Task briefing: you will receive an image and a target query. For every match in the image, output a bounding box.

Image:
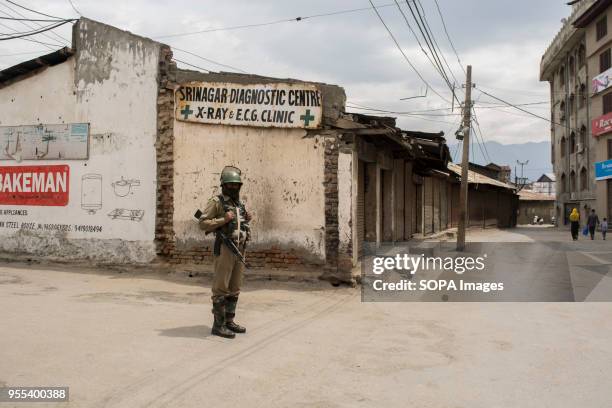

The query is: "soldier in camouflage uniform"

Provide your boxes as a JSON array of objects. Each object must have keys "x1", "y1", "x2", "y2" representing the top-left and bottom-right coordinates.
[{"x1": 199, "y1": 166, "x2": 251, "y2": 339}]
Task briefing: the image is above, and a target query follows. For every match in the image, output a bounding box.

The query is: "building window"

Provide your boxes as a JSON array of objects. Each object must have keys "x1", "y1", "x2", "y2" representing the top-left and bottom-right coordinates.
[
  {"x1": 569, "y1": 56, "x2": 575, "y2": 77},
  {"x1": 579, "y1": 83, "x2": 586, "y2": 108},
  {"x1": 561, "y1": 136, "x2": 566, "y2": 157},
  {"x1": 569, "y1": 95, "x2": 575, "y2": 116},
  {"x1": 600, "y1": 48, "x2": 611, "y2": 73},
  {"x1": 560, "y1": 101, "x2": 566, "y2": 121},
  {"x1": 578, "y1": 44, "x2": 586, "y2": 67},
  {"x1": 560, "y1": 173, "x2": 566, "y2": 193},
  {"x1": 570, "y1": 170, "x2": 576, "y2": 192},
  {"x1": 604, "y1": 92, "x2": 612, "y2": 114},
  {"x1": 570, "y1": 132, "x2": 576, "y2": 154},
  {"x1": 580, "y1": 125, "x2": 587, "y2": 147},
  {"x1": 580, "y1": 167, "x2": 588, "y2": 191},
  {"x1": 597, "y1": 16, "x2": 608, "y2": 41},
  {"x1": 560, "y1": 66, "x2": 565, "y2": 87}
]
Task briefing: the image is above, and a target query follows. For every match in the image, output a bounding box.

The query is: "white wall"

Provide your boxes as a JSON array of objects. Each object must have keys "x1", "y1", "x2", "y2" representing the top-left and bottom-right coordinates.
[
  {"x1": 173, "y1": 121, "x2": 327, "y2": 262},
  {"x1": 0, "y1": 20, "x2": 160, "y2": 263}
]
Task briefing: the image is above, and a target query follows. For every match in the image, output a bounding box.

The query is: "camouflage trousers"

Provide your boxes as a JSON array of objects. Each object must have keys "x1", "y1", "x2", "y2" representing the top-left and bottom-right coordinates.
[{"x1": 211, "y1": 242, "x2": 244, "y2": 301}]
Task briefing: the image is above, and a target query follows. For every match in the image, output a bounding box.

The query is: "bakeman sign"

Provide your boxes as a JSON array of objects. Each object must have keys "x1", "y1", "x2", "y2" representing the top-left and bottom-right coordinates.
[{"x1": 175, "y1": 82, "x2": 323, "y2": 129}]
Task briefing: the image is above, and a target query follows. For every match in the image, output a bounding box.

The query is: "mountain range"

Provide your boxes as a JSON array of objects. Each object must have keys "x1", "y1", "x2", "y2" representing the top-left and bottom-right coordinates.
[{"x1": 447, "y1": 140, "x2": 552, "y2": 182}]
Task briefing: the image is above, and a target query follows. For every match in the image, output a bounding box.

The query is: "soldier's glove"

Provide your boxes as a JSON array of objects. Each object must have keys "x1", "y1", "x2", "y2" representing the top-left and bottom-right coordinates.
[{"x1": 224, "y1": 211, "x2": 235, "y2": 223}]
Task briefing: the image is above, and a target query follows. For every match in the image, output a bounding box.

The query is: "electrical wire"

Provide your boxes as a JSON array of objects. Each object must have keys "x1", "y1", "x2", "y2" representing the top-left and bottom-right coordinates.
[
  {"x1": 170, "y1": 46, "x2": 247, "y2": 74},
  {"x1": 67, "y1": 0, "x2": 82, "y2": 17},
  {"x1": 174, "y1": 57, "x2": 212, "y2": 72},
  {"x1": 367, "y1": 0, "x2": 451, "y2": 104},
  {"x1": 5, "y1": 0, "x2": 65, "y2": 20},
  {"x1": 0, "y1": 3, "x2": 71, "y2": 46},
  {"x1": 401, "y1": 0, "x2": 455, "y2": 99},
  {"x1": 0, "y1": 16, "x2": 67, "y2": 22},
  {"x1": 392, "y1": 0, "x2": 458, "y2": 102},
  {"x1": 0, "y1": 20, "x2": 72, "y2": 40},
  {"x1": 432, "y1": 0, "x2": 466, "y2": 75},
  {"x1": 413, "y1": 0, "x2": 460, "y2": 89},
  {"x1": 346, "y1": 102, "x2": 461, "y2": 116},
  {"x1": 475, "y1": 86, "x2": 578, "y2": 131},
  {"x1": 0, "y1": 20, "x2": 61, "y2": 48},
  {"x1": 153, "y1": 2, "x2": 398, "y2": 39}
]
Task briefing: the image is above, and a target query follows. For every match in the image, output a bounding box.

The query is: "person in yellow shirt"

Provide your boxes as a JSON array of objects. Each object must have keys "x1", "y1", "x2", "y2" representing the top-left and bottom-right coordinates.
[{"x1": 569, "y1": 208, "x2": 580, "y2": 241}]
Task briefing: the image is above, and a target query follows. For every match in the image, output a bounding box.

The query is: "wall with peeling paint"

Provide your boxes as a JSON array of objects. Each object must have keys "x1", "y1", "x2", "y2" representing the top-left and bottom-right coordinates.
[
  {"x1": 337, "y1": 148, "x2": 355, "y2": 267},
  {"x1": 0, "y1": 19, "x2": 160, "y2": 263},
  {"x1": 173, "y1": 122, "x2": 327, "y2": 263}
]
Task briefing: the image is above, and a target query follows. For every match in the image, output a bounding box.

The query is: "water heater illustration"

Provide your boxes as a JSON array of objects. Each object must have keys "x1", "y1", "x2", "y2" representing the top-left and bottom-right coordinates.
[{"x1": 81, "y1": 174, "x2": 102, "y2": 214}]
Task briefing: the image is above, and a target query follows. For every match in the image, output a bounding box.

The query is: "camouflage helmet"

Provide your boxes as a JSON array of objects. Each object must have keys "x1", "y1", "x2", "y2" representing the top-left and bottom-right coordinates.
[{"x1": 220, "y1": 166, "x2": 242, "y2": 185}]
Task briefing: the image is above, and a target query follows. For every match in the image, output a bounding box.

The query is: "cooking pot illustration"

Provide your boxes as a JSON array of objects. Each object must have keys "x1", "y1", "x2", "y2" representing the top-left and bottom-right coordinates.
[{"x1": 112, "y1": 177, "x2": 140, "y2": 197}]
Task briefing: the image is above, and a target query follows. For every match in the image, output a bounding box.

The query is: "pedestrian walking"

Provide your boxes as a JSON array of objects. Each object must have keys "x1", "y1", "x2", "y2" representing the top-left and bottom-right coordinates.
[
  {"x1": 602, "y1": 218, "x2": 608, "y2": 240},
  {"x1": 587, "y1": 209, "x2": 600, "y2": 240},
  {"x1": 569, "y1": 208, "x2": 580, "y2": 241},
  {"x1": 198, "y1": 166, "x2": 251, "y2": 339}
]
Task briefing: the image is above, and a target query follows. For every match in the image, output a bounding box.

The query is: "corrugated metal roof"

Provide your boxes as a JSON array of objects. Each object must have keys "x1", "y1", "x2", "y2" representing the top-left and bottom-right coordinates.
[
  {"x1": 447, "y1": 162, "x2": 516, "y2": 190},
  {"x1": 518, "y1": 190, "x2": 556, "y2": 201}
]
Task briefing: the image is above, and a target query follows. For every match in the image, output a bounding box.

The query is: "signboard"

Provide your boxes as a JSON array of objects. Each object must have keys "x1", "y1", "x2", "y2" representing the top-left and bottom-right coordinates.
[
  {"x1": 592, "y1": 111, "x2": 612, "y2": 136},
  {"x1": 0, "y1": 165, "x2": 69, "y2": 206},
  {"x1": 592, "y1": 67, "x2": 612, "y2": 95},
  {"x1": 175, "y1": 82, "x2": 323, "y2": 129},
  {"x1": 0, "y1": 123, "x2": 89, "y2": 161},
  {"x1": 595, "y1": 159, "x2": 612, "y2": 181}
]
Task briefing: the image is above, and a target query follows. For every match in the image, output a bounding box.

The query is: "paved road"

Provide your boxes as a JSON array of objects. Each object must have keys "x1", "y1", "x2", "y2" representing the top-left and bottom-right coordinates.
[{"x1": 1, "y1": 227, "x2": 612, "y2": 407}]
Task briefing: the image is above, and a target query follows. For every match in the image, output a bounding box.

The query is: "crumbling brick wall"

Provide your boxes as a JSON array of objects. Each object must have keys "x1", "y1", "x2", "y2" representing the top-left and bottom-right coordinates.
[{"x1": 155, "y1": 45, "x2": 177, "y2": 258}]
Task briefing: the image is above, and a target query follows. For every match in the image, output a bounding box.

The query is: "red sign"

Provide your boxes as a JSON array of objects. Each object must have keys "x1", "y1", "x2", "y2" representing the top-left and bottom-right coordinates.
[
  {"x1": 0, "y1": 165, "x2": 69, "y2": 206},
  {"x1": 592, "y1": 112, "x2": 612, "y2": 136}
]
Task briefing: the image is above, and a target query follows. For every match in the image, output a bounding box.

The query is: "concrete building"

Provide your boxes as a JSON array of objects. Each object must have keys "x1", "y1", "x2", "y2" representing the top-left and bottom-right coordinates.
[
  {"x1": 0, "y1": 18, "x2": 520, "y2": 283},
  {"x1": 574, "y1": 0, "x2": 612, "y2": 222},
  {"x1": 541, "y1": 0, "x2": 597, "y2": 225},
  {"x1": 531, "y1": 173, "x2": 557, "y2": 195},
  {"x1": 469, "y1": 162, "x2": 512, "y2": 184},
  {"x1": 517, "y1": 190, "x2": 556, "y2": 225}
]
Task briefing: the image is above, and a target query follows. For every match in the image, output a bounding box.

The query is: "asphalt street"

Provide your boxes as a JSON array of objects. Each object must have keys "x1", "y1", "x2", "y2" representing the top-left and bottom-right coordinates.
[{"x1": 1, "y1": 227, "x2": 612, "y2": 407}]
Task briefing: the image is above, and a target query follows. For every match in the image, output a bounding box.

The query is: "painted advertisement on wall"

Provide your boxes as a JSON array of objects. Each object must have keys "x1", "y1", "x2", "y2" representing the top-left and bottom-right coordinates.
[
  {"x1": 0, "y1": 123, "x2": 89, "y2": 160},
  {"x1": 0, "y1": 165, "x2": 69, "y2": 206},
  {"x1": 175, "y1": 82, "x2": 323, "y2": 129},
  {"x1": 592, "y1": 112, "x2": 612, "y2": 136}
]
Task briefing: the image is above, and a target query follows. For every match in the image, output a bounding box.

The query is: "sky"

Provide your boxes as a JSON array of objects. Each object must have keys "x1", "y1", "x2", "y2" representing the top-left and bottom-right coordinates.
[{"x1": 0, "y1": 0, "x2": 572, "y2": 146}]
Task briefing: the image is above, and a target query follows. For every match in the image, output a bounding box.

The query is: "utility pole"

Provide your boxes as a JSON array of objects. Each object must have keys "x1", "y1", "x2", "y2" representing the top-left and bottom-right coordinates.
[
  {"x1": 516, "y1": 159, "x2": 529, "y2": 191},
  {"x1": 457, "y1": 65, "x2": 472, "y2": 251}
]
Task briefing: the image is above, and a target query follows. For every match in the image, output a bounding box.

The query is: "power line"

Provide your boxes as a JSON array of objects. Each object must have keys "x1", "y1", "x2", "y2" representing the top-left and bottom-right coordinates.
[
  {"x1": 0, "y1": 20, "x2": 61, "y2": 48},
  {"x1": 432, "y1": 0, "x2": 466, "y2": 75},
  {"x1": 367, "y1": 0, "x2": 451, "y2": 104},
  {"x1": 170, "y1": 46, "x2": 247, "y2": 74},
  {"x1": 475, "y1": 87, "x2": 565, "y2": 127},
  {"x1": 0, "y1": 49, "x2": 48, "y2": 56},
  {"x1": 0, "y1": 20, "x2": 71, "y2": 40},
  {"x1": 0, "y1": 2, "x2": 71, "y2": 45},
  {"x1": 5, "y1": 0, "x2": 65, "y2": 20},
  {"x1": 346, "y1": 102, "x2": 460, "y2": 116},
  {"x1": 401, "y1": 0, "x2": 455, "y2": 98},
  {"x1": 392, "y1": 0, "x2": 456, "y2": 101},
  {"x1": 153, "y1": 2, "x2": 398, "y2": 39},
  {"x1": 0, "y1": 16, "x2": 67, "y2": 22},
  {"x1": 412, "y1": 0, "x2": 460, "y2": 89},
  {"x1": 67, "y1": 0, "x2": 82, "y2": 17},
  {"x1": 174, "y1": 57, "x2": 212, "y2": 73}
]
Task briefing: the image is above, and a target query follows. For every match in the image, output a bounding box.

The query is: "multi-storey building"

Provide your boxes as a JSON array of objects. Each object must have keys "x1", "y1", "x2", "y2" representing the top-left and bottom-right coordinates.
[
  {"x1": 541, "y1": 0, "x2": 597, "y2": 224},
  {"x1": 574, "y1": 0, "x2": 612, "y2": 221}
]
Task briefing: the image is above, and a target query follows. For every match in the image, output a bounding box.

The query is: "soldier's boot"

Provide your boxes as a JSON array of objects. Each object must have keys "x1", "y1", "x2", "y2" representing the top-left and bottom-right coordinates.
[
  {"x1": 211, "y1": 298, "x2": 235, "y2": 339},
  {"x1": 225, "y1": 295, "x2": 246, "y2": 333}
]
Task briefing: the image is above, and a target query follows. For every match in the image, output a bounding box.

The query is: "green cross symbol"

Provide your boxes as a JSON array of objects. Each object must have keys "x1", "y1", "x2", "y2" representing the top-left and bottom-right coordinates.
[
  {"x1": 300, "y1": 109, "x2": 315, "y2": 126},
  {"x1": 180, "y1": 105, "x2": 193, "y2": 120}
]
